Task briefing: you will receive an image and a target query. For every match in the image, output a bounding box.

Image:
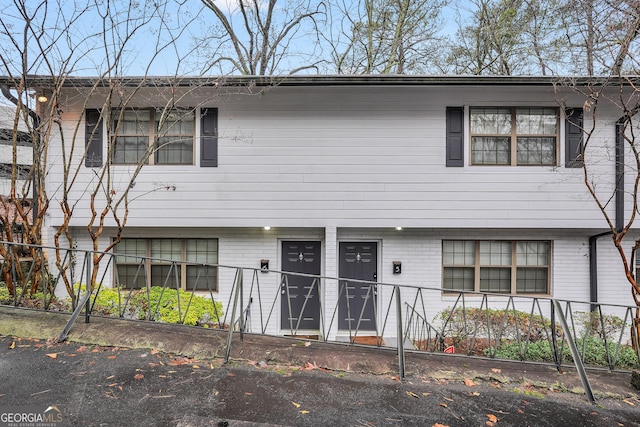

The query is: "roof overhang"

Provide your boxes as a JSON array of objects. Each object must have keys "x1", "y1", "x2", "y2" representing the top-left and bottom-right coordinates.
[{"x1": 1, "y1": 74, "x2": 638, "y2": 90}]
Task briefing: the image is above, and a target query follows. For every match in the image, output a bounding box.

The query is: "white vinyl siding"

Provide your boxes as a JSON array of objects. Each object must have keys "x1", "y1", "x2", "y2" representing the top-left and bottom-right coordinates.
[{"x1": 48, "y1": 85, "x2": 616, "y2": 229}]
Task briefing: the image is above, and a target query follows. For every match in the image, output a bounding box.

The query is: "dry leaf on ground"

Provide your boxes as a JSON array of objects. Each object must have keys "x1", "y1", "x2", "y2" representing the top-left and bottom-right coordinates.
[
  {"x1": 46, "y1": 353, "x2": 57, "y2": 359},
  {"x1": 463, "y1": 378, "x2": 476, "y2": 387},
  {"x1": 134, "y1": 374, "x2": 144, "y2": 380},
  {"x1": 169, "y1": 357, "x2": 191, "y2": 366}
]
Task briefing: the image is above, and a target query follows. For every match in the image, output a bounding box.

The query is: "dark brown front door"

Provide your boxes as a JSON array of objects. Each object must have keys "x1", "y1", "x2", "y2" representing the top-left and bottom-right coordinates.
[
  {"x1": 281, "y1": 241, "x2": 321, "y2": 331},
  {"x1": 338, "y1": 242, "x2": 377, "y2": 331}
]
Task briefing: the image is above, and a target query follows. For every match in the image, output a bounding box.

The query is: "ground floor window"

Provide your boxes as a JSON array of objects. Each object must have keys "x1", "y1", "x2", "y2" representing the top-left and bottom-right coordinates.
[
  {"x1": 114, "y1": 238, "x2": 218, "y2": 291},
  {"x1": 442, "y1": 240, "x2": 550, "y2": 294}
]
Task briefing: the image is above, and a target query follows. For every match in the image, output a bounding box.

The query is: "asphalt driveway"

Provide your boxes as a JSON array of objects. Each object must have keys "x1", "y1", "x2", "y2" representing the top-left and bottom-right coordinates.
[{"x1": 0, "y1": 307, "x2": 639, "y2": 426}]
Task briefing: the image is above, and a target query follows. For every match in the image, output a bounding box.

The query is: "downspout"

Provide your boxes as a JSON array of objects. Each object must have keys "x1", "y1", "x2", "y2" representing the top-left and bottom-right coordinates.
[
  {"x1": 615, "y1": 116, "x2": 626, "y2": 234},
  {"x1": 589, "y1": 116, "x2": 626, "y2": 310},
  {"x1": 0, "y1": 84, "x2": 40, "y2": 232}
]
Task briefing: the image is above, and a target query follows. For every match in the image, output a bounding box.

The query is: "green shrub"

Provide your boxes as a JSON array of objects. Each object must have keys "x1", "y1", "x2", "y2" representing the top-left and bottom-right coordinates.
[
  {"x1": 137, "y1": 286, "x2": 223, "y2": 326},
  {"x1": 488, "y1": 339, "x2": 566, "y2": 363},
  {"x1": 434, "y1": 307, "x2": 639, "y2": 370},
  {"x1": 0, "y1": 280, "x2": 57, "y2": 308},
  {"x1": 487, "y1": 335, "x2": 638, "y2": 370},
  {"x1": 0, "y1": 284, "x2": 11, "y2": 304},
  {"x1": 73, "y1": 284, "x2": 224, "y2": 326}
]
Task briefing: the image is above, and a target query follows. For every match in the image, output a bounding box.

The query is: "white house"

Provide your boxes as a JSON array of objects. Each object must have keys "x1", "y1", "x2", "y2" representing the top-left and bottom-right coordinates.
[{"x1": 2, "y1": 75, "x2": 637, "y2": 340}]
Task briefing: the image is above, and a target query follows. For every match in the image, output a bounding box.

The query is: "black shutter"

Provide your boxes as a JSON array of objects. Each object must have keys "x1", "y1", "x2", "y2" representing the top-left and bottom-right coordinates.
[
  {"x1": 85, "y1": 109, "x2": 103, "y2": 167},
  {"x1": 565, "y1": 108, "x2": 584, "y2": 168},
  {"x1": 201, "y1": 108, "x2": 218, "y2": 167},
  {"x1": 446, "y1": 107, "x2": 464, "y2": 167}
]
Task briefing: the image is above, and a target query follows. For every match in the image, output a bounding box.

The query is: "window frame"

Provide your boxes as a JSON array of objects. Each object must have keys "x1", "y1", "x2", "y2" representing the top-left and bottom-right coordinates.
[
  {"x1": 110, "y1": 108, "x2": 195, "y2": 166},
  {"x1": 469, "y1": 107, "x2": 560, "y2": 166},
  {"x1": 442, "y1": 240, "x2": 552, "y2": 295},
  {"x1": 114, "y1": 238, "x2": 219, "y2": 292}
]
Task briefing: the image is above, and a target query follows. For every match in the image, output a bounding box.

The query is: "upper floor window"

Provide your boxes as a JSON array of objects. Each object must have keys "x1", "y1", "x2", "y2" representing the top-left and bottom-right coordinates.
[
  {"x1": 442, "y1": 240, "x2": 551, "y2": 295},
  {"x1": 470, "y1": 107, "x2": 558, "y2": 166},
  {"x1": 111, "y1": 108, "x2": 194, "y2": 165}
]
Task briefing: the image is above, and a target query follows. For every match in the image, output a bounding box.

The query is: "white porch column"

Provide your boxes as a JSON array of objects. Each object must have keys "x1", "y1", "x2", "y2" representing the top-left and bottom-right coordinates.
[{"x1": 323, "y1": 225, "x2": 338, "y2": 340}]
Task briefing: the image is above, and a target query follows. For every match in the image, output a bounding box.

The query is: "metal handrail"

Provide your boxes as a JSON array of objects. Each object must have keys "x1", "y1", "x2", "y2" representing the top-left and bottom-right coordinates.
[{"x1": 1, "y1": 240, "x2": 638, "y2": 402}]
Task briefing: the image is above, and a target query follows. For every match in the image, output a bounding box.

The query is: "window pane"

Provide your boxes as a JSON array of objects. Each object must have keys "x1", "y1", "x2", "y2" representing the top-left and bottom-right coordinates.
[
  {"x1": 443, "y1": 240, "x2": 475, "y2": 265},
  {"x1": 151, "y1": 239, "x2": 182, "y2": 262},
  {"x1": 516, "y1": 241, "x2": 549, "y2": 266},
  {"x1": 112, "y1": 136, "x2": 148, "y2": 164},
  {"x1": 117, "y1": 110, "x2": 150, "y2": 135},
  {"x1": 479, "y1": 267, "x2": 511, "y2": 292},
  {"x1": 517, "y1": 137, "x2": 556, "y2": 165},
  {"x1": 112, "y1": 110, "x2": 150, "y2": 165},
  {"x1": 114, "y1": 239, "x2": 147, "y2": 289},
  {"x1": 115, "y1": 265, "x2": 147, "y2": 289},
  {"x1": 186, "y1": 239, "x2": 218, "y2": 263},
  {"x1": 187, "y1": 265, "x2": 218, "y2": 291},
  {"x1": 156, "y1": 136, "x2": 193, "y2": 164},
  {"x1": 479, "y1": 241, "x2": 511, "y2": 265},
  {"x1": 516, "y1": 108, "x2": 557, "y2": 135},
  {"x1": 156, "y1": 109, "x2": 194, "y2": 165},
  {"x1": 186, "y1": 239, "x2": 218, "y2": 291},
  {"x1": 516, "y1": 267, "x2": 548, "y2": 293},
  {"x1": 443, "y1": 267, "x2": 474, "y2": 291},
  {"x1": 471, "y1": 137, "x2": 510, "y2": 165},
  {"x1": 151, "y1": 264, "x2": 181, "y2": 287},
  {"x1": 115, "y1": 239, "x2": 146, "y2": 262},
  {"x1": 470, "y1": 108, "x2": 511, "y2": 134}
]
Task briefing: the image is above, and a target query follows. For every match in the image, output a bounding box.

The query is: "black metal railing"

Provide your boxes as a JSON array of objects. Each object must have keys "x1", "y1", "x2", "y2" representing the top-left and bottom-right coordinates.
[{"x1": 1, "y1": 240, "x2": 638, "y2": 403}]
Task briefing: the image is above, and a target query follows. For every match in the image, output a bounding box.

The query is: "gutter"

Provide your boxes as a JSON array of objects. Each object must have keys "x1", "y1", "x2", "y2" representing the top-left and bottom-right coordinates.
[
  {"x1": 589, "y1": 231, "x2": 612, "y2": 309},
  {"x1": 2, "y1": 74, "x2": 639, "y2": 89},
  {"x1": 615, "y1": 117, "x2": 626, "y2": 233}
]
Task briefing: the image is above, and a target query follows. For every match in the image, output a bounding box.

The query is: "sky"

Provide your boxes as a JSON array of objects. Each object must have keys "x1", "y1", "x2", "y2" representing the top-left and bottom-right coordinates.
[{"x1": 0, "y1": 0, "x2": 471, "y2": 78}]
